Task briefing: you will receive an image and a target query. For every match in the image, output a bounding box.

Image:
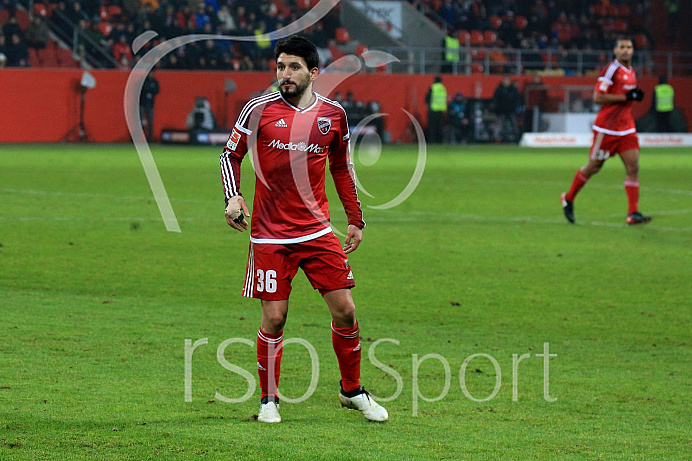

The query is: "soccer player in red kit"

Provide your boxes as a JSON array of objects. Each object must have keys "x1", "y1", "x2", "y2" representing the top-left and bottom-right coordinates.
[
  {"x1": 220, "y1": 35, "x2": 388, "y2": 423},
  {"x1": 561, "y1": 37, "x2": 651, "y2": 225}
]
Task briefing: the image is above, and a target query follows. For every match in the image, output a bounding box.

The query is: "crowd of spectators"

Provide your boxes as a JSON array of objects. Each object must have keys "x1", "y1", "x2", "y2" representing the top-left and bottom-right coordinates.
[
  {"x1": 413, "y1": 0, "x2": 653, "y2": 75},
  {"x1": 0, "y1": 9, "x2": 53, "y2": 67},
  {"x1": 1, "y1": 0, "x2": 655, "y2": 71},
  {"x1": 0, "y1": 0, "x2": 343, "y2": 70},
  {"x1": 413, "y1": 0, "x2": 651, "y2": 47}
]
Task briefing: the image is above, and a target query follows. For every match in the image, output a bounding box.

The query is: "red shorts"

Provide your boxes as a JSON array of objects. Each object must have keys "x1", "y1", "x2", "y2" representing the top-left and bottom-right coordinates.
[
  {"x1": 243, "y1": 233, "x2": 355, "y2": 300},
  {"x1": 589, "y1": 131, "x2": 639, "y2": 160}
]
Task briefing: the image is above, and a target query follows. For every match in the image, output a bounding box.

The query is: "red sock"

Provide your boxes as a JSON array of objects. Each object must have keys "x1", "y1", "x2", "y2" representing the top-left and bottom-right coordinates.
[
  {"x1": 566, "y1": 169, "x2": 589, "y2": 202},
  {"x1": 257, "y1": 328, "x2": 283, "y2": 399},
  {"x1": 332, "y1": 321, "x2": 361, "y2": 393},
  {"x1": 625, "y1": 179, "x2": 640, "y2": 215}
]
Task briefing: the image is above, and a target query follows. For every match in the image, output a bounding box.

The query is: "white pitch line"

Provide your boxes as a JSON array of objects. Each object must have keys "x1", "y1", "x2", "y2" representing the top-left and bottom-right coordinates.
[
  {"x1": 605, "y1": 209, "x2": 692, "y2": 217},
  {"x1": 0, "y1": 216, "x2": 203, "y2": 223},
  {"x1": 1, "y1": 188, "x2": 218, "y2": 204},
  {"x1": 466, "y1": 179, "x2": 692, "y2": 196},
  {"x1": 2, "y1": 213, "x2": 691, "y2": 232},
  {"x1": 369, "y1": 211, "x2": 692, "y2": 232}
]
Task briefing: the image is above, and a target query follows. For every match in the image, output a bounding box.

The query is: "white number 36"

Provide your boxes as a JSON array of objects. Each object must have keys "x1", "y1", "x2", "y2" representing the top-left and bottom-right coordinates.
[{"x1": 256, "y1": 269, "x2": 277, "y2": 293}]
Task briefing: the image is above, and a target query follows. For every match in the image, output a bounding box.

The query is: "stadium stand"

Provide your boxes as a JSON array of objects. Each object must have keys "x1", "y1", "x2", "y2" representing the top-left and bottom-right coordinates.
[
  {"x1": 0, "y1": 0, "x2": 660, "y2": 73},
  {"x1": 408, "y1": 0, "x2": 655, "y2": 70}
]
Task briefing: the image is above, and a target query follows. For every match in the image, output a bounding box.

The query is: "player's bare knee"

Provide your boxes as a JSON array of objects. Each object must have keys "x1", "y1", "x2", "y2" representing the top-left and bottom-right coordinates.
[
  {"x1": 264, "y1": 313, "x2": 287, "y2": 332},
  {"x1": 588, "y1": 161, "x2": 604, "y2": 175},
  {"x1": 332, "y1": 303, "x2": 356, "y2": 327},
  {"x1": 341, "y1": 304, "x2": 356, "y2": 322}
]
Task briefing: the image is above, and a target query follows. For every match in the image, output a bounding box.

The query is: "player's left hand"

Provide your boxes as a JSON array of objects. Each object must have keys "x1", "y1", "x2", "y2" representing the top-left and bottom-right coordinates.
[
  {"x1": 225, "y1": 195, "x2": 249, "y2": 232},
  {"x1": 625, "y1": 87, "x2": 645, "y2": 102},
  {"x1": 343, "y1": 224, "x2": 362, "y2": 254}
]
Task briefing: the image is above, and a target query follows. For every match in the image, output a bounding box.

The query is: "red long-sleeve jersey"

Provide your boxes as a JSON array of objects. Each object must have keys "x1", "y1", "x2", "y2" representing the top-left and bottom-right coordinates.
[
  {"x1": 593, "y1": 59, "x2": 638, "y2": 136},
  {"x1": 221, "y1": 91, "x2": 364, "y2": 244}
]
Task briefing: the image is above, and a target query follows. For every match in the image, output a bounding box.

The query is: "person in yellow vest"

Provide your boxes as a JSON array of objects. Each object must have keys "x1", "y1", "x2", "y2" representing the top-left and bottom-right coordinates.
[
  {"x1": 653, "y1": 75, "x2": 675, "y2": 133},
  {"x1": 426, "y1": 76, "x2": 448, "y2": 143},
  {"x1": 255, "y1": 22, "x2": 273, "y2": 61},
  {"x1": 443, "y1": 34, "x2": 460, "y2": 73}
]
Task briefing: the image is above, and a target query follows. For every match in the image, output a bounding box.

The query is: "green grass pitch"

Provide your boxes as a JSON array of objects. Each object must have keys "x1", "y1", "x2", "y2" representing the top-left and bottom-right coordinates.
[{"x1": 1, "y1": 143, "x2": 690, "y2": 460}]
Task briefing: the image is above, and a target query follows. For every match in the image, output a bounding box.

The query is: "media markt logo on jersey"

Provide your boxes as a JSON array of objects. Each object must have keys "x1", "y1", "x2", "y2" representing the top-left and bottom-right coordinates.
[{"x1": 269, "y1": 138, "x2": 327, "y2": 154}]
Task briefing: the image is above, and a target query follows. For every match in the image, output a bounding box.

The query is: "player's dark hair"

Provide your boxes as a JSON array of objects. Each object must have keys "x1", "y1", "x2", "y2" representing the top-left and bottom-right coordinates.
[
  {"x1": 614, "y1": 36, "x2": 633, "y2": 47},
  {"x1": 274, "y1": 35, "x2": 319, "y2": 70}
]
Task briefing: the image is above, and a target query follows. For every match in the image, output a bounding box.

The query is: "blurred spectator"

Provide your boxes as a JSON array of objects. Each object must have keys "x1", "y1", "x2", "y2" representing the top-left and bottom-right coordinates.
[
  {"x1": 522, "y1": 42, "x2": 543, "y2": 72},
  {"x1": 254, "y1": 21, "x2": 273, "y2": 63},
  {"x1": 443, "y1": 33, "x2": 460, "y2": 73},
  {"x1": 193, "y1": 4, "x2": 211, "y2": 32},
  {"x1": 118, "y1": 54, "x2": 131, "y2": 70},
  {"x1": 556, "y1": 44, "x2": 577, "y2": 76},
  {"x1": 664, "y1": 0, "x2": 679, "y2": 44},
  {"x1": 205, "y1": 0, "x2": 220, "y2": 14},
  {"x1": 113, "y1": 35, "x2": 133, "y2": 66},
  {"x1": 66, "y1": 1, "x2": 89, "y2": 26},
  {"x1": 217, "y1": 5, "x2": 236, "y2": 33},
  {"x1": 441, "y1": 0, "x2": 457, "y2": 25},
  {"x1": 186, "y1": 97, "x2": 216, "y2": 132},
  {"x1": 24, "y1": 16, "x2": 50, "y2": 50},
  {"x1": 0, "y1": 52, "x2": 7, "y2": 69},
  {"x1": 3, "y1": 15, "x2": 21, "y2": 42},
  {"x1": 342, "y1": 91, "x2": 367, "y2": 129},
  {"x1": 162, "y1": 52, "x2": 188, "y2": 70},
  {"x1": 425, "y1": 75, "x2": 448, "y2": 144},
  {"x1": 367, "y1": 100, "x2": 384, "y2": 137},
  {"x1": 6, "y1": 33, "x2": 28, "y2": 67},
  {"x1": 312, "y1": 22, "x2": 329, "y2": 49},
  {"x1": 142, "y1": 0, "x2": 159, "y2": 12},
  {"x1": 652, "y1": 75, "x2": 675, "y2": 133},
  {"x1": 158, "y1": 5, "x2": 183, "y2": 38},
  {"x1": 140, "y1": 71, "x2": 160, "y2": 140},
  {"x1": 492, "y1": 76, "x2": 520, "y2": 141},
  {"x1": 447, "y1": 92, "x2": 471, "y2": 144},
  {"x1": 488, "y1": 45, "x2": 508, "y2": 73},
  {"x1": 199, "y1": 39, "x2": 223, "y2": 69},
  {"x1": 51, "y1": 2, "x2": 73, "y2": 40},
  {"x1": 629, "y1": 3, "x2": 649, "y2": 35},
  {"x1": 0, "y1": 0, "x2": 18, "y2": 16}
]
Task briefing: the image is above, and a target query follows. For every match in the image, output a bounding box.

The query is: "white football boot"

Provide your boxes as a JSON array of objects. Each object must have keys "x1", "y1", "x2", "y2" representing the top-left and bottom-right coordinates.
[
  {"x1": 257, "y1": 401, "x2": 281, "y2": 423},
  {"x1": 339, "y1": 386, "x2": 388, "y2": 422}
]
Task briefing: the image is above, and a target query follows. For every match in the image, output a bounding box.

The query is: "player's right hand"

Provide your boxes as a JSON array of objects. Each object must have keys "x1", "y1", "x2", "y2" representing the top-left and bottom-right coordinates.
[
  {"x1": 225, "y1": 195, "x2": 250, "y2": 232},
  {"x1": 625, "y1": 87, "x2": 645, "y2": 102}
]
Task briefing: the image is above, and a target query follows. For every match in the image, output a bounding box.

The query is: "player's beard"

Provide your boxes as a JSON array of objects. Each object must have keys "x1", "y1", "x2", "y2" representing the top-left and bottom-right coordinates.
[{"x1": 280, "y1": 79, "x2": 309, "y2": 99}]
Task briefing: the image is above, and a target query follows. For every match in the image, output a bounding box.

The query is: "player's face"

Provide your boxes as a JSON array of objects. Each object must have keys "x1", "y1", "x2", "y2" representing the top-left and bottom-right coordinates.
[
  {"x1": 613, "y1": 40, "x2": 634, "y2": 65},
  {"x1": 276, "y1": 53, "x2": 316, "y2": 98}
]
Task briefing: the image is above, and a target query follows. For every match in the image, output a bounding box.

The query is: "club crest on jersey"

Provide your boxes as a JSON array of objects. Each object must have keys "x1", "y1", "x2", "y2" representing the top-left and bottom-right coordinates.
[
  {"x1": 227, "y1": 129, "x2": 241, "y2": 150},
  {"x1": 317, "y1": 117, "x2": 332, "y2": 135}
]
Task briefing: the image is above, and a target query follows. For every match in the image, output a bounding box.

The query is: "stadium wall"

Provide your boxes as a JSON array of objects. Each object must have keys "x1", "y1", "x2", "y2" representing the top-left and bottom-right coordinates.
[{"x1": 1, "y1": 69, "x2": 691, "y2": 143}]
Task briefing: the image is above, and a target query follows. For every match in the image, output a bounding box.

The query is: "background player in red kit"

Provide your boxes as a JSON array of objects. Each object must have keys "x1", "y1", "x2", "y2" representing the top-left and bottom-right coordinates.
[
  {"x1": 220, "y1": 35, "x2": 388, "y2": 423},
  {"x1": 561, "y1": 37, "x2": 651, "y2": 225}
]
